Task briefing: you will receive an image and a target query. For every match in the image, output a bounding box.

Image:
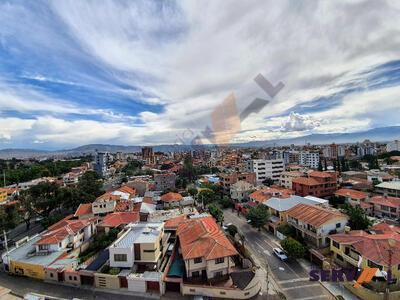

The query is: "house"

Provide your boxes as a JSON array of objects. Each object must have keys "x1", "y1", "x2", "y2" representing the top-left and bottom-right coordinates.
[
  {"x1": 262, "y1": 195, "x2": 328, "y2": 235},
  {"x1": 375, "y1": 181, "x2": 400, "y2": 197},
  {"x1": 97, "y1": 212, "x2": 140, "y2": 233},
  {"x1": 368, "y1": 195, "x2": 400, "y2": 219},
  {"x1": 292, "y1": 171, "x2": 337, "y2": 198},
  {"x1": 154, "y1": 173, "x2": 176, "y2": 192},
  {"x1": 330, "y1": 223, "x2": 400, "y2": 280},
  {"x1": 36, "y1": 217, "x2": 98, "y2": 254},
  {"x1": 92, "y1": 186, "x2": 136, "y2": 215},
  {"x1": 367, "y1": 170, "x2": 395, "y2": 183},
  {"x1": 0, "y1": 188, "x2": 8, "y2": 203},
  {"x1": 176, "y1": 216, "x2": 237, "y2": 281},
  {"x1": 279, "y1": 171, "x2": 305, "y2": 189},
  {"x1": 109, "y1": 222, "x2": 166, "y2": 270},
  {"x1": 286, "y1": 203, "x2": 348, "y2": 248},
  {"x1": 74, "y1": 203, "x2": 94, "y2": 219},
  {"x1": 230, "y1": 181, "x2": 254, "y2": 202},
  {"x1": 249, "y1": 187, "x2": 293, "y2": 204},
  {"x1": 160, "y1": 192, "x2": 194, "y2": 208},
  {"x1": 335, "y1": 188, "x2": 369, "y2": 204}
]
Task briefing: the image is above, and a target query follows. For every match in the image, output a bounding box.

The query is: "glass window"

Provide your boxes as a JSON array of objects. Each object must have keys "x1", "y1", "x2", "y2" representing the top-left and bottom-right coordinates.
[
  {"x1": 194, "y1": 257, "x2": 202, "y2": 264},
  {"x1": 215, "y1": 257, "x2": 224, "y2": 264},
  {"x1": 114, "y1": 254, "x2": 127, "y2": 262}
]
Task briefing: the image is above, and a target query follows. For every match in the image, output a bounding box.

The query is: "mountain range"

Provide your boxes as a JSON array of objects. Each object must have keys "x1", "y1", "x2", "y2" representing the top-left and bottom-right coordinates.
[{"x1": 0, "y1": 126, "x2": 399, "y2": 159}]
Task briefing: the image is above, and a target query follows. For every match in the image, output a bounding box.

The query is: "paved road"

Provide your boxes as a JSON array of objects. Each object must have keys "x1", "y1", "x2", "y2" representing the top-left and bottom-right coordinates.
[{"x1": 223, "y1": 209, "x2": 334, "y2": 300}]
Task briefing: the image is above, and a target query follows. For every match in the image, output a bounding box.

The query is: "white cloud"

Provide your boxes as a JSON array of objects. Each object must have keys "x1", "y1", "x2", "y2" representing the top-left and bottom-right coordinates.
[{"x1": 281, "y1": 112, "x2": 321, "y2": 132}]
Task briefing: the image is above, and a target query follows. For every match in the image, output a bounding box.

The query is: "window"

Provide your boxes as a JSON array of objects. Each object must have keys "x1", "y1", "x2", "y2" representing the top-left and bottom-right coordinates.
[
  {"x1": 114, "y1": 254, "x2": 127, "y2": 262},
  {"x1": 368, "y1": 260, "x2": 383, "y2": 270},
  {"x1": 143, "y1": 249, "x2": 156, "y2": 253},
  {"x1": 50, "y1": 273, "x2": 54, "y2": 278},
  {"x1": 38, "y1": 244, "x2": 49, "y2": 251},
  {"x1": 194, "y1": 257, "x2": 202, "y2": 264},
  {"x1": 332, "y1": 241, "x2": 340, "y2": 249},
  {"x1": 69, "y1": 276, "x2": 72, "y2": 280},
  {"x1": 336, "y1": 254, "x2": 344, "y2": 261},
  {"x1": 192, "y1": 271, "x2": 200, "y2": 278},
  {"x1": 215, "y1": 271, "x2": 223, "y2": 278},
  {"x1": 215, "y1": 257, "x2": 224, "y2": 264},
  {"x1": 336, "y1": 223, "x2": 341, "y2": 228}
]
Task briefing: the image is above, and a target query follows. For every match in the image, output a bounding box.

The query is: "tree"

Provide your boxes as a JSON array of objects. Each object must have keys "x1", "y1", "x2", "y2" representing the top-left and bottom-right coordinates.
[
  {"x1": 281, "y1": 238, "x2": 306, "y2": 259},
  {"x1": 187, "y1": 187, "x2": 198, "y2": 198},
  {"x1": 247, "y1": 205, "x2": 270, "y2": 231},
  {"x1": 318, "y1": 160, "x2": 323, "y2": 171},
  {"x1": 219, "y1": 196, "x2": 232, "y2": 209},
  {"x1": 208, "y1": 204, "x2": 223, "y2": 224},
  {"x1": 198, "y1": 188, "x2": 216, "y2": 206},
  {"x1": 276, "y1": 224, "x2": 295, "y2": 238},
  {"x1": 324, "y1": 159, "x2": 328, "y2": 171},
  {"x1": 227, "y1": 224, "x2": 238, "y2": 237},
  {"x1": 343, "y1": 204, "x2": 372, "y2": 230},
  {"x1": 78, "y1": 171, "x2": 103, "y2": 202},
  {"x1": 262, "y1": 178, "x2": 274, "y2": 187}
]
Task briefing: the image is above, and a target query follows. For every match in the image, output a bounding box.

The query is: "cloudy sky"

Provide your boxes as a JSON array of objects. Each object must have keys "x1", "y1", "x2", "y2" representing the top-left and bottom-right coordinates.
[{"x1": 0, "y1": 0, "x2": 400, "y2": 150}]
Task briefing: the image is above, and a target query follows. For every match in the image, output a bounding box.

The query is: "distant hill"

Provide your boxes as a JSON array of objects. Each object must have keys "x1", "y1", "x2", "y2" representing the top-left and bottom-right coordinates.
[{"x1": 1, "y1": 126, "x2": 399, "y2": 159}]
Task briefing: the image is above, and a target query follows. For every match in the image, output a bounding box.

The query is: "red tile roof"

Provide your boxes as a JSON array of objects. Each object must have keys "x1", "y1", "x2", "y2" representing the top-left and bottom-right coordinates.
[
  {"x1": 309, "y1": 171, "x2": 335, "y2": 178},
  {"x1": 99, "y1": 212, "x2": 139, "y2": 228},
  {"x1": 335, "y1": 188, "x2": 368, "y2": 200},
  {"x1": 177, "y1": 216, "x2": 238, "y2": 260},
  {"x1": 287, "y1": 203, "x2": 347, "y2": 227},
  {"x1": 292, "y1": 177, "x2": 320, "y2": 186},
  {"x1": 74, "y1": 203, "x2": 93, "y2": 217},
  {"x1": 249, "y1": 187, "x2": 293, "y2": 202},
  {"x1": 369, "y1": 195, "x2": 400, "y2": 208},
  {"x1": 164, "y1": 215, "x2": 187, "y2": 230},
  {"x1": 331, "y1": 230, "x2": 400, "y2": 267},
  {"x1": 161, "y1": 192, "x2": 183, "y2": 202}
]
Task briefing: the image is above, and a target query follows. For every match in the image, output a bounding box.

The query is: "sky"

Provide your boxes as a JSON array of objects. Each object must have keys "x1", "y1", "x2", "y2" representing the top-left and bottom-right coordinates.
[{"x1": 0, "y1": 0, "x2": 400, "y2": 150}]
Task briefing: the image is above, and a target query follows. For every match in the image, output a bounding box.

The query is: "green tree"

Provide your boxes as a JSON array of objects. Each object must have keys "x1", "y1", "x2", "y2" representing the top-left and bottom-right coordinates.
[
  {"x1": 187, "y1": 187, "x2": 198, "y2": 198},
  {"x1": 343, "y1": 204, "x2": 372, "y2": 230},
  {"x1": 281, "y1": 238, "x2": 306, "y2": 259},
  {"x1": 227, "y1": 224, "x2": 238, "y2": 237},
  {"x1": 247, "y1": 205, "x2": 270, "y2": 231},
  {"x1": 219, "y1": 196, "x2": 232, "y2": 209},
  {"x1": 198, "y1": 188, "x2": 216, "y2": 206},
  {"x1": 276, "y1": 224, "x2": 295, "y2": 238},
  {"x1": 208, "y1": 204, "x2": 223, "y2": 224},
  {"x1": 262, "y1": 178, "x2": 275, "y2": 187},
  {"x1": 78, "y1": 171, "x2": 103, "y2": 202},
  {"x1": 318, "y1": 160, "x2": 323, "y2": 171}
]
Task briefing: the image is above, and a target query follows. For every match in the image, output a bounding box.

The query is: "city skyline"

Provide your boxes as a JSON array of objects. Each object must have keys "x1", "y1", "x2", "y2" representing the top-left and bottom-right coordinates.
[{"x1": 1, "y1": 0, "x2": 400, "y2": 150}]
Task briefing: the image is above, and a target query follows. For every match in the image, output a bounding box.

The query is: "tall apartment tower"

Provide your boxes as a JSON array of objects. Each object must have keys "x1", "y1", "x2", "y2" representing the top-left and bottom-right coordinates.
[
  {"x1": 94, "y1": 150, "x2": 109, "y2": 177},
  {"x1": 142, "y1": 147, "x2": 154, "y2": 164}
]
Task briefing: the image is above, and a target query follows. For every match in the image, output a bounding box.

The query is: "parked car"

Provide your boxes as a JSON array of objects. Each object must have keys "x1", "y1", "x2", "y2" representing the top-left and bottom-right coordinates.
[{"x1": 273, "y1": 247, "x2": 288, "y2": 261}]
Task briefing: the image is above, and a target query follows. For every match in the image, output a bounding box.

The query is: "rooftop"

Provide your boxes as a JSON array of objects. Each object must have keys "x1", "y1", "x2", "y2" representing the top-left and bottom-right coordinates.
[
  {"x1": 112, "y1": 222, "x2": 163, "y2": 248},
  {"x1": 99, "y1": 212, "x2": 139, "y2": 228},
  {"x1": 335, "y1": 188, "x2": 368, "y2": 200},
  {"x1": 376, "y1": 181, "x2": 400, "y2": 191},
  {"x1": 263, "y1": 195, "x2": 324, "y2": 212},
  {"x1": 287, "y1": 203, "x2": 347, "y2": 227}
]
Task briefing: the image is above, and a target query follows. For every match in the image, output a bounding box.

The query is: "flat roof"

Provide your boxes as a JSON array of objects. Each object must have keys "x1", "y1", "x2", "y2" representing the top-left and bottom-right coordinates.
[
  {"x1": 376, "y1": 181, "x2": 400, "y2": 191},
  {"x1": 263, "y1": 195, "x2": 324, "y2": 212},
  {"x1": 113, "y1": 223, "x2": 163, "y2": 247},
  {"x1": 5, "y1": 236, "x2": 64, "y2": 267}
]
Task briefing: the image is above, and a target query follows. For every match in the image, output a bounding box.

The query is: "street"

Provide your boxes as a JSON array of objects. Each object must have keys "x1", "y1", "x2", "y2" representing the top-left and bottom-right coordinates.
[{"x1": 223, "y1": 209, "x2": 334, "y2": 300}]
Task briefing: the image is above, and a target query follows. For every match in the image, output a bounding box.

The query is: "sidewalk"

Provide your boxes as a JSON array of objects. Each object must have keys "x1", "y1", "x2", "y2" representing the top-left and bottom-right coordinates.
[{"x1": 298, "y1": 259, "x2": 359, "y2": 300}]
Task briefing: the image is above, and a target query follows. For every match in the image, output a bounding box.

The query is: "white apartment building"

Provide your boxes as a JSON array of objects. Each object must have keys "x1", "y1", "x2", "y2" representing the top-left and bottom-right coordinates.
[
  {"x1": 387, "y1": 140, "x2": 400, "y2": 152},
  {"x1": 247, "y1": 159, "x2": 285, "y2": 183},
  {"x1": 299, "y1": 151, "x2": 320, "y2": 169}
]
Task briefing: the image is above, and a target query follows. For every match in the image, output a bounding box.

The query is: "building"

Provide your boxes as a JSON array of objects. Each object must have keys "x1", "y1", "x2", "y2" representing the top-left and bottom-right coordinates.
[
  {"x1": 286, "y1": 203, "x2": 348, "y2": 248},
  {"x1": 94, "y1": 151, "x2": 109, "y2": 177},
  {"x1": 330, "y1": 223, "x2": 400, "y2": 280},
  {"x1": 154, "y1": 173, "x2": 176, "y2": 192},
  {"x1": 386, "y1": 140, "x2": 400, "y2": 152},
  {"x1": 367, "y1": 170, "x2": 394, "y2": 183},
  {"x1": 230, "y1": 181, "x2": 254, "y2": 202},
  {"x1": 176, "y1": 216, "x2": 237, "y2": 281},
  {"x1": 335, "y1": 188, "x2": 369, "y2": 204},
  {"x1": 142, "y1": 147, "x2": 154, "y2": 165},
  {"x1": 262, "y1": 195, "x2": 328, "y2": 235},
  {"x1": 299, "y1": 151, "x2": 320, "y2": 169},
  {"x1": 292, "y1": 171, "x2": 337, "y2": 198},
  {"x1": 127, "y1": 179, "x2": 150, "y2": 197},
  {"x1": 375, "y1": 181, "x2": 400, "y2": 197},
  {"x1": 279, "y1": 171, "x2": 304, "y2": 189},
  {"x1": 323, "y1": 143, "x2": 338, "y2": 159},
  {"x1": 246, "y1": 159, "x2": 285, "y2": 183},
  {"x1": 368, "y1": 195, "x2": 400, "y2": 219},
  {"x1": 160, "y1": 192, "x2": 183, "y2": 208},
  {"x1": 219, "y1": 172, "x2": 256, "y2": 192},
  {"x1": 97, "y1": 212, "x2": 140, "y2": 233},
  {"x1": 92, "y1": 186, "x2": 136, "y2": 216},
  {"x1": 0, "y1": 188, "x2": 8, "y2": 203},
  {"x1": 109, "y1": 222, "x2": 166, "y2": 269},
  {"x1": 249, "y1": 187, "x2": 294, "y2": 204}
]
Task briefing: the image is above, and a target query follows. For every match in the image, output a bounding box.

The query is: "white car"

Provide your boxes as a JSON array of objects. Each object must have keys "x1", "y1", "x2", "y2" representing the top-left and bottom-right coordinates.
[{"x1": 273, "y1": 248, "x2": 288, "y2": 261}]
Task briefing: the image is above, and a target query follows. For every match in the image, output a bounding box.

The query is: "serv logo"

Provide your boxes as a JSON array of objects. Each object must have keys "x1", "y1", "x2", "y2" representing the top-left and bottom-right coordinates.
[{"x1": 309, "y1": 268, "x2": 390, "y2": 288}]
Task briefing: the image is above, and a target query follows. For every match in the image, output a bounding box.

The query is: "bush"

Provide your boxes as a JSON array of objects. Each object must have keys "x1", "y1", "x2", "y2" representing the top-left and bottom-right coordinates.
[
  {"x1": 227, "y1": 224, "x2": 238, "y2": 237},
  {"x1": 280, "y1": 237, "x2": 306, "y2": 259}
]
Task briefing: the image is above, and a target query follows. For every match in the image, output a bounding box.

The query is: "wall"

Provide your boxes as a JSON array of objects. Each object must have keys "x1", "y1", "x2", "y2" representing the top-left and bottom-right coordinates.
[
  {"x1": 181, "y1": 272, "x2": 260, "y2": 299},
  {"x1": 10, "y1": 260, "x2": 45, "y2": 280},
  {"x1": 140, "y1": 242, "x2": 160, "y2": 263},
  {"x1": 109, "y1": 246, "x2": 133, "y2": 268},
  {"x1": 65, "y1": 271, "x2": 81, "y2": 286},
  {"x1": 344, "y1": 283, "x2": 400, "y2": 300},
  {"x1": 94, "y1": 273, "x2": 120, "y2": 290}
]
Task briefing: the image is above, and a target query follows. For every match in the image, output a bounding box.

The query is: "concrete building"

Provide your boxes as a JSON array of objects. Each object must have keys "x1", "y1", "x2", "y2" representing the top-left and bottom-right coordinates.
[
  {"x1": 292, "y1": 171, "x2": 337, "y2": 198},
  {"x1": 109, "y1": 222, "x2": 166, "y2": 269},
  {"x1": 375, "y1": 181, "x2": 400, "y2": 197},
  {"x1": 279, "y1": 171, "x2": 304, "y2": 189},
  {"x1": 94, "y1": 151, "x2": 109, "y2": 177},
  {"x1": 219, "y1": 172, "x2": 256, "y2": 192},
  {"x1": 230, "y1": 181, "x2": 254, "y2": 202},
  {"x1": 387, "y1": 140, "x2": 400, "y2": 152},
  {"x1": 299, "y1": 151, "x2": 320, "y2": 169},
  {"x1": 154, "y1": 173, "x2": 176, "y2": 192},
  {"x1": 246, "y1": 159, "x2": 285, "y2": 183}
]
